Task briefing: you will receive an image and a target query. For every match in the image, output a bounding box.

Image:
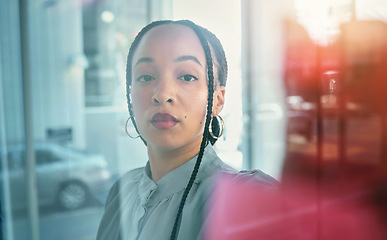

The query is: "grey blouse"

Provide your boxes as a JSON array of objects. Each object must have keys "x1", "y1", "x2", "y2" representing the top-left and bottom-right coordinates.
[{"x1": 96, "y1": 145, "x2": 276, "y2": 240}]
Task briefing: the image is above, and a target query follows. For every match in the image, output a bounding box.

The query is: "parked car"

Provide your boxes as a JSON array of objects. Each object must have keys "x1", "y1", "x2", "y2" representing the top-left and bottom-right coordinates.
[{"x1": 0, "y1": 142, "x2": 111, "y2": 210}]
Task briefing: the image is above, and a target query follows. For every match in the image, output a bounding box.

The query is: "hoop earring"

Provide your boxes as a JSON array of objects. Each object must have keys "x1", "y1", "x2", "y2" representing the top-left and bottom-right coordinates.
[
  {"x1": 125, "y1": 117, "x2": 140, "y2": 138},
  {"x1": 209, "y1": 115, "x2": 224, "y2": 139}
]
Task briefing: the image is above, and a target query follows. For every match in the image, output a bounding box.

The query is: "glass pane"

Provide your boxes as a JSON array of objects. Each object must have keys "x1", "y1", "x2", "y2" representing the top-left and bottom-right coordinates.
[
  {"x1": 1, "y1": 0, "x2": 156, "y2": 239},
  {"x1": 0, "y1": 0, "x2": 30, "y2": 239}
]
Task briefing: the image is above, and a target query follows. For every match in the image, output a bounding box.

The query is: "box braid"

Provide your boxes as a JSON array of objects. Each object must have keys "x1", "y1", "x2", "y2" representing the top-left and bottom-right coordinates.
[{"x1": 125, "y1": 19, "x2": 227, "y2": 240}]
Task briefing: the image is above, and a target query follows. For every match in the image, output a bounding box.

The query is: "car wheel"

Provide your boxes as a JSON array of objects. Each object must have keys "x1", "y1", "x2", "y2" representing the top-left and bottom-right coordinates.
[{"x1": 58, "y1": 182, "x2": 88, "y2": 210}]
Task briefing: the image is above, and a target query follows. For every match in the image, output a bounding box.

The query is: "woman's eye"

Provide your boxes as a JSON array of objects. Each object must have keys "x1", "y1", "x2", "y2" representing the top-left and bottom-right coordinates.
[
  {"x1": 178, "y1": 74, "x2": 198, "y2": 82},
  {"x1": 137, "y1": 75, "x2": 155, "y2": 82}
]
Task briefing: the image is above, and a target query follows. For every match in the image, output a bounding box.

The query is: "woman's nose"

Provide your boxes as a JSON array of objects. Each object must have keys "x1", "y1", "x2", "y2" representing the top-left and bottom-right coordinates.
[
  {"x1": 153, "y1": 97, "x2": 173, "y2": 104},
  {"x1": 152, "y1": 78, "x2": 175, "y2": 104}
]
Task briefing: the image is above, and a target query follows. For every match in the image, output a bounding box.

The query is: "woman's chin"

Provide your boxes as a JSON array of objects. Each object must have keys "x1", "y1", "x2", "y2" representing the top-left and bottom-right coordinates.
[
  {"x1": 146, "y1": 136, "x2": 202, "y2": 152},
  {"x1": 145, "y1": 137, "x2": 182, "y2": 150}
]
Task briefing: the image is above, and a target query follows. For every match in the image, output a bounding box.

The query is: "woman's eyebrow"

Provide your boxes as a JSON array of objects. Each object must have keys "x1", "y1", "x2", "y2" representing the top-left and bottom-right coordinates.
[
  {"x1": 134, "y1": 57, "x2": 153, "y2": 67},
  {"x1": 175, "y1": 55, "x2": 202, "y2": 66}
]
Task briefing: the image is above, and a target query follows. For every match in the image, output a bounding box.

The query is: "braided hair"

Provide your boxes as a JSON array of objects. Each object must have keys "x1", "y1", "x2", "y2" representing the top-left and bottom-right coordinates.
[{"x1": 125, "y1": 19, "x2": 228, "y2": 240}]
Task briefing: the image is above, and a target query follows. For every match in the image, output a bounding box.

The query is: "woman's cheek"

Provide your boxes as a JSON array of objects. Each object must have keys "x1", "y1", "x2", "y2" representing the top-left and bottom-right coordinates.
[{"x1": 132, "y1": 93, "x2": 148, "y2": 118}]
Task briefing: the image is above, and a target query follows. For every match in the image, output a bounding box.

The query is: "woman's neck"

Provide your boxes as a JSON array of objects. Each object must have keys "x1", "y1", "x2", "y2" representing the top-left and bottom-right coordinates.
[{"x1": 147, "y1": 140, "x2": 202, "y2": 182}]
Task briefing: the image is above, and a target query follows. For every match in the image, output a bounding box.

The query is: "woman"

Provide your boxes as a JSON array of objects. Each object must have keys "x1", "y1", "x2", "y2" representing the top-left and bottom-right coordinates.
[{"x1": 96, "y1": 20, "x2": 276, "y2": 240}]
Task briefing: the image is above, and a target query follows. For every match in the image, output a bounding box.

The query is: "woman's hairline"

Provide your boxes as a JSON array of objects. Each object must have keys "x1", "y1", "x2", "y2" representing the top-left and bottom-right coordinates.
[{"x1": 128, "y1": 21, "x2": 223, "y2": 88}]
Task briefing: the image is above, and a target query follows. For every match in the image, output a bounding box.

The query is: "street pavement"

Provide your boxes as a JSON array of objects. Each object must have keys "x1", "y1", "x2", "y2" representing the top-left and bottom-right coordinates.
[{"x1": 13, "y1": 204, "x2": 104, "y2": 240}]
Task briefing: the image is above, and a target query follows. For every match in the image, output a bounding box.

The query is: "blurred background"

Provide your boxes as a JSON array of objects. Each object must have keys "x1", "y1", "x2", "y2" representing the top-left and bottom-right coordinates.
[{"x1": 1, "y1": 0, "x2": 386, "y2": 239}]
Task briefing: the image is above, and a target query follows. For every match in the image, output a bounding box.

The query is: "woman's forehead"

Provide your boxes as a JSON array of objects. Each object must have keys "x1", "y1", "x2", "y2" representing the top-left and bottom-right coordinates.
[{"x1": 133, "y1": 24, "x2": 205, "y2": 62}]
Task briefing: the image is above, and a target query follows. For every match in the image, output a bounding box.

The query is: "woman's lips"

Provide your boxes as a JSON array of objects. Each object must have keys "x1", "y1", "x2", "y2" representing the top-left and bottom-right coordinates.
[{"x1": 151, "y1": 113, "x2": 179, "y2": 129}]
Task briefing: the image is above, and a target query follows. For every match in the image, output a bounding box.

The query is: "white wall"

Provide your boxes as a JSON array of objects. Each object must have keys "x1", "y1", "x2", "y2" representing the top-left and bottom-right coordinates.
[
  {"x1": 29, "y1": 0, "x2": 86, "y2": 149},
  {"x1": 241, "y1": 0, "x2": 294, "y2": 179}
]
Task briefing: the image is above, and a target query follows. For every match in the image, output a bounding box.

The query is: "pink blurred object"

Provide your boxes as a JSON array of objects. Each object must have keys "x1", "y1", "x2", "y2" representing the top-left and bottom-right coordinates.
[{"x1": 205, "y1": 173, "x2": 386, "y2": 240}]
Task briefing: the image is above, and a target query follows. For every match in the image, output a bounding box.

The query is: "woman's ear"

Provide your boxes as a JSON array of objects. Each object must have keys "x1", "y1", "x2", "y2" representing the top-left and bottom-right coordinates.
[{"x1": 212, "y1": 86, "x2": 226, "y2": 116}]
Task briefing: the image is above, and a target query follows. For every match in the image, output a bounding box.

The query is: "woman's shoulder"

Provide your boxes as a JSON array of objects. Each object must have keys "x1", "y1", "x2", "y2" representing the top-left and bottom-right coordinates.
[
  {"x1": 104, "y1": 167, "x2": 145, "y2": 205},
  {"x1": 112, "y1": 167, "x2": 145, "y2": 188},
  {"x1": 235, "y1": 169, "x2": 279, "y2": 187},
  {"x1": 120, "y1": 167, "x2": 145, "y2": 181},
  {"x1": 198, "y1": 146, "x2": 278, "y2": 188},
  {"x1": 208, "y1": 167, "x2": 278, "y2": 189}
]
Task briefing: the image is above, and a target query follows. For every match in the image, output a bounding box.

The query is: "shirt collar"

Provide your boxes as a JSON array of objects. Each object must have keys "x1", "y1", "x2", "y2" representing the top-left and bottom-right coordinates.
[{"x1": 139, "y1": 145, "x2": 223, "y2": 206}]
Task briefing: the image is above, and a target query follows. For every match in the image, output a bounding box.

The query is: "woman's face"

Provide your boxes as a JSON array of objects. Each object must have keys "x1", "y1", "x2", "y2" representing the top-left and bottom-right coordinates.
[{"x1": 131, "y1": 24, "x2": 225, "y2": 151}]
